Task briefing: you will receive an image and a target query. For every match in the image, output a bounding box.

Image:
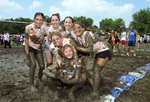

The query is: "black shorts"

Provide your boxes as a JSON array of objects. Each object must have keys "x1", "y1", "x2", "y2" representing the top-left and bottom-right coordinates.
[
  {"x1": 95, "y1": 50, "x2": 111, "y2": 60},
  {"x1": 115, "y1": 39, "x2": 120, "y2": 43},
  {"x1": 29, "y1": 47, "x2": 41, "y2": 55},
  {"x1": 144, "y1": 40, "x2": 147, "y2": 44},
  {"x1": 138, "y1": 40, "x2": 140, "y2": 42},
  {"x1": 77, "y1": 51, "x2": 90, "y2": 58}
]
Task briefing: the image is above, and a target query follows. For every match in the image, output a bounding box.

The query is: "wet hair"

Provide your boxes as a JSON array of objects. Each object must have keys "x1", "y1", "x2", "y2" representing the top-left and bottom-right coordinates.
[
  {"x1": 50, "y1": 13, "x2": 60, "y2": 22},
  {"x1": 51, "y1": 31, "x2": 63, "y2": 39},
  {"x1": 34, "y1": 12, "x2": 45, "y2": 20},
  {"x1": 64, "y1": 16, "x2": 74, "y2": 23},
  {"x1": 73, "y1": 22, "x2": 86, "y2": 30},
  {"x1": 62, "y1": 44, "x2": 74, "y2": 58}
]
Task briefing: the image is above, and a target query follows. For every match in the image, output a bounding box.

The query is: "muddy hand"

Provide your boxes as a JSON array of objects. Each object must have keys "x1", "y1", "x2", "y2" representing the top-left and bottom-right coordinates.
[
  {"x1": 70, "y1": 40, "x2": 77, "y2": 47},
  {"x1": 30, "y1": 35, "x2": 40, "y2": 43}
]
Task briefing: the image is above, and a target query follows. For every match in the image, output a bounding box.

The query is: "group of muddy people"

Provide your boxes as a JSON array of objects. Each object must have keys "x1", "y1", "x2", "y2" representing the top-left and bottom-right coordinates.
[{"x1": 24, "y1": 12, "x2": 144, "y2": 100}]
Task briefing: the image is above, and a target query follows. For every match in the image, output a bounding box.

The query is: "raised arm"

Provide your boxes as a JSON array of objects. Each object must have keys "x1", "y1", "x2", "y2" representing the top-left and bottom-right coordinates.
[
  {"x1": 70, "y1": 44, "x2": 78, "y2": 68},
  {"x1": 25, "y1": 26, "x2": 30, "y2": 55}
]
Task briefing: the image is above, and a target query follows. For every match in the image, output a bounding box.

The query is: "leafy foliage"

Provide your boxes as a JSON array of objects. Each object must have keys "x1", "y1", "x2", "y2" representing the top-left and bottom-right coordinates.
[
  {"x1": 129, "y1": 7, "x2": 150, "y2": 34},
  {"x1": 99, "y1": 18, "x2": 125, "y2": 33}
]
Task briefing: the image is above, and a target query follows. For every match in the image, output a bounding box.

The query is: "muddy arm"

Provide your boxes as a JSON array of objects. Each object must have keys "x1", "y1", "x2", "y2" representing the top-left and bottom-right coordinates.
[
  {"x1": 50, "y1": 47, "x2": 62, "y2": 67},
  {"x1": 70, "y1": 36, "x2": 93, "y2": 53},
  {"x1": 59, "y1": 68, "x2": 81, "y2": 84},
  {"x1": 25, "y1": 26, "x2": 30, "y2": 55},
  {"x1": 43, "y1": 66, "x2": 57, "y2": 79},
  {"x1": 70, "y1": 44, "x2": 78, "y2": 68}
]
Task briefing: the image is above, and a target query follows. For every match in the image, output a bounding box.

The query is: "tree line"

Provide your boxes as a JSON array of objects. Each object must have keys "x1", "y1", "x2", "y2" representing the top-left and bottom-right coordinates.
[{"x1": 0, "y1": 7, "x2": 149, "y2": 35}]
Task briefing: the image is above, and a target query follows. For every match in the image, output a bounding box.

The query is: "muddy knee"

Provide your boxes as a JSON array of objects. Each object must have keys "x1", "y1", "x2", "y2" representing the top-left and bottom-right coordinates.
[{"x1": 42, "y1": 74, "x2": 48, "y2": 82}]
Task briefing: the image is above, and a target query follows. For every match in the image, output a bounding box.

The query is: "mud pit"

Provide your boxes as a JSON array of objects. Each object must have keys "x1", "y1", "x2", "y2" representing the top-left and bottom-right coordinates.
[{"x1": 0, "y1": 47, "x2": 150, "y2": 102}]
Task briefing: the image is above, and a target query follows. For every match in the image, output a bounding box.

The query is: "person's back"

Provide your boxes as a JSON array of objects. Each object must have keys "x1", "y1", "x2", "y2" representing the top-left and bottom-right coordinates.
[{"x1": 144, "y1": 34, "x2": 147, "y2": 40}]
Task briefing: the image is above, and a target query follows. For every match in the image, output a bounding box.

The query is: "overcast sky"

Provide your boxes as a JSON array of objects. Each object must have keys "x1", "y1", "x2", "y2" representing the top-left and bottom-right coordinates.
[{"x1": 0, "y1": 0, "x2": 150, "y2": 27}]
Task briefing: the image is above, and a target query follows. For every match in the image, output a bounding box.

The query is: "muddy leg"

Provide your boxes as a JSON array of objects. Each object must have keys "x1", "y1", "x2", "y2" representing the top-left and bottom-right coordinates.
[
  {"x1": 29, "y1": 52, "x2": 37, "y2": 92},
  {"x1": 42, "y1": 74, "x2": 60, "y2": 100},
  {"x1": 93, "y1": 64, "x2": 104, "y2": 95},
  {"x1": 35, "y1": 52, "x2": 45, "y2": 80},
  {"x1": 67, "y1": 74, "x2": 86, "y2": 100}
]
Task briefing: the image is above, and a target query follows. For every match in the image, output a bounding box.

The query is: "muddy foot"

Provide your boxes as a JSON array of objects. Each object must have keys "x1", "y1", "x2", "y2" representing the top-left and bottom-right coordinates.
[
  {"x1": 66, "y1": 90, "x2": 75, "y2": 100},
  {"x1": 30, "y1": 85, "x2": 38, "y2": 92}
]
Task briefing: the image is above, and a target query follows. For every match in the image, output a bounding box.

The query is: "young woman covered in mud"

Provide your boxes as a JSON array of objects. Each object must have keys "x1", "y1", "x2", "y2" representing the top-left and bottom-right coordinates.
[
  {"x1": 70, "y1": 22, "x2": 112, "y2": 96},
  {"x1": 44, "y1": 13, "x2": 63, "y2": 68},
  {"x1": 43, "y1": 44, "x2": 88, "y2": 99},
  {"x1": 62, "y1": 16, "x2": 77, "y2": 40},
  {"x1": 25, "y1": 12, "x2": 47, "y2": 92}
]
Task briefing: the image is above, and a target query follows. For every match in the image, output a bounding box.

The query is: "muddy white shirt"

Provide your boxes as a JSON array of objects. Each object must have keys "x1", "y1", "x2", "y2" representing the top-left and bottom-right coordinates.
[
  {"x1": 26, "y1": 23, "x2": 46, "y2": 50},
  {"x1": 3, "y1": 33, "x2": 10, "y2": 41}
]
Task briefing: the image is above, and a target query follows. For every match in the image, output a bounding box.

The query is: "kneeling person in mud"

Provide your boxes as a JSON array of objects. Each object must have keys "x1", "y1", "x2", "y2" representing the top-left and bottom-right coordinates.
[{"x1": 42, "y1": 44, "x2": 88, "y2": 100}]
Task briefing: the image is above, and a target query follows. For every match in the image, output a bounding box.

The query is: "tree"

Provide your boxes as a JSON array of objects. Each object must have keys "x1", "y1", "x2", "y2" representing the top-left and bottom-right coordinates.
[
  {"x1": 0, "y1": 17, "x2": 33, "y2": 34},
  {"x1": 129, "y1": 7, "x2": 150, "y2": 34},
  {"x1": 99, "y1": 18, "x2": 125, "y2": 33},
  {"x1": 99, "y1": 18, "x2": 114, "y2": 30},
  {"x1": 92, "y1": 25, "x2": 98, "y2": 30},
  {"x1": 73, "y1": 16, "x2": 93, "y2": 28},
  {"x1": 44, "y1": 15, "x2": 50, "y2": 24},
  {"x1": 114, "y1": 18, "x2": 126, "y2": 33}
]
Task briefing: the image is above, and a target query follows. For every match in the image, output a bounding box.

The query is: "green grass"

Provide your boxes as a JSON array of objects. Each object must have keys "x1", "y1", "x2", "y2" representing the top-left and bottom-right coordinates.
[
  {"x1": 132, "y1": 71, "x2": 150, "y2": 101},
  {"x1": 113, "y1": 51, "x2": 150, "y2": 57}
]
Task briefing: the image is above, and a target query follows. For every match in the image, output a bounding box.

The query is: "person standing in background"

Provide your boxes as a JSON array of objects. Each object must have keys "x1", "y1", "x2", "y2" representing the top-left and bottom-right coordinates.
[
  {"x1": 120, "y1": 29, "x2": 127, "y2": 52},
  {"x1": 0, "y1": 33, "x2": 4, "y2": 45},
  {"x1": 3, "y1": 30, "x2": 11, "y2": 49},
  {"x1": 137, "y1": 33, "x2": 141, "y2": 49},
  {"x1": 15, "y1": 33, "x2": 20, "y2": 46},
  {"x1": 126, "y1": 26, "x2": 138, "y2": 56},
  {"x1": 143, "y1": 34, "x2": 148, "y2": 48}
]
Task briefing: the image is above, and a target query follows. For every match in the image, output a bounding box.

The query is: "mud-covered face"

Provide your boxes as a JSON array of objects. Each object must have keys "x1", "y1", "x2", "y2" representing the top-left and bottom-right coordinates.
[
  {"x1": 52, "y1": 35, "x2": 62, "y2": 47},
  {"x1": 34, "y1": 15, "x2": 44, "y2": 28},
  {"x1": 51, "y1": 16, "x2": 60, "y2": 29},
  {"x1": 74, "y1": 24, "x2": 85, "y2": 37},
  {"x1": 64, "y1": 47, "x2": 73, "y2": 59},
  {"x1": 64, "y1": 18, "x2": 73, "y2": 31}
]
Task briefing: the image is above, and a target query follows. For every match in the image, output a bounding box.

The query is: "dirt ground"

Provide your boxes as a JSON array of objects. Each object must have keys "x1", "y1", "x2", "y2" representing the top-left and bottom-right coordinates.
[{"x1": 0, "y1": 46, "x2": 150, "y2": 102}]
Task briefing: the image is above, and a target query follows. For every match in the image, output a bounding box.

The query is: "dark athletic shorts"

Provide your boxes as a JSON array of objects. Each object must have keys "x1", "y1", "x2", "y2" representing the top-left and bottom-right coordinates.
[
  {"x1": 95, "y1": 50, "x2": 111, "y2": 60},
  {"x1": 128, "y1": 41, "x2": 136, "y2": 46},
  {"x1": 115, "y1": 39, "x2": 120, "y2": 43},
  {"x1": 144, "y1": 40, "x2": 147, "y2": 44}
]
